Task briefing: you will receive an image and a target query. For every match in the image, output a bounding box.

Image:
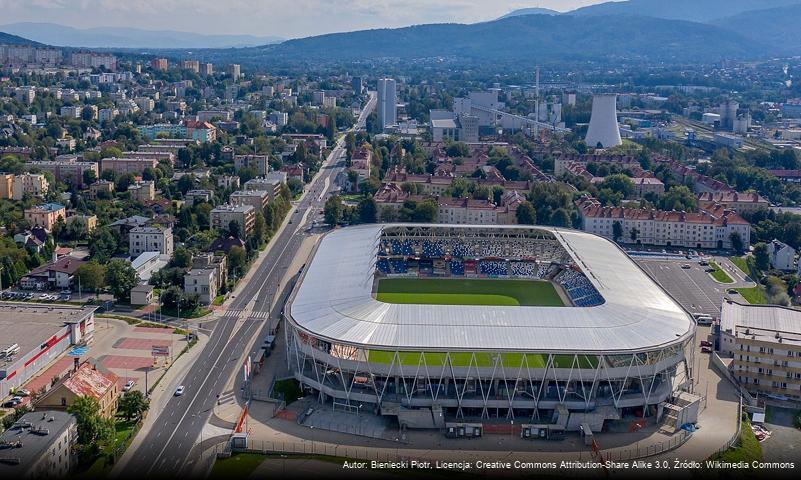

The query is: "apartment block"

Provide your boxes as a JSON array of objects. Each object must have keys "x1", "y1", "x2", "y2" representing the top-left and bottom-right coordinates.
[
  {"x1": 128, "y1": 226, "x2": 174, "y2": 257},
  {"x1": 720, "y1": 301, "x2": 801, "y2": 400},
  {"x1": 101, "y1": 157, "x2": 159, "y2": 176},
  {"x1": 576, "y1": 196, "x2": 751, "y2": 250},
  {"x1": 210, "y1": 204, "x2": 255, "y2": 237},
  {"x1": 27, "y1": 160, "x2": 99, "y2": 187},
  {"x1": 127, "y1": 180, "x2": 156, "y2": 202},
  {"x1": 234, "y1": 154, "x2": 270, "y2": 176},
  {"x1": 229, "y1": 189, "x2": 269, "y2": 212}
]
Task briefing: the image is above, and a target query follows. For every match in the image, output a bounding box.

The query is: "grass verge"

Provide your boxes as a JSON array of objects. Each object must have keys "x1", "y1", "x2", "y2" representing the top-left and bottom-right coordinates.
[
  {"x1": 735, "y1": 286, "x2": 768, "y2": 305},
  {"x1": 708, "y1": 417, "x2": 762, "y2": 464},
  {"x1": 708, "y1": 261, "x2": 734, "y2": 284}
]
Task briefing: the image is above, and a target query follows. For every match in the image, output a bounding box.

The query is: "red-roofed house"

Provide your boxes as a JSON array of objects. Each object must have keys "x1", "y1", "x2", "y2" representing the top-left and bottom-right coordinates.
[
  {"x1": 576, "y1": 196, "x2": 750, "y2": 249},
  {"x1": 37, "y1": 362, "x2": 120, "y2": 417}
]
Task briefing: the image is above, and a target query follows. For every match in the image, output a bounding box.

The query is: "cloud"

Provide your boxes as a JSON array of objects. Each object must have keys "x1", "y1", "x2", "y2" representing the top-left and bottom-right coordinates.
[{"x1": 0, "y1": 0, "x2": 605, "y2": 38}]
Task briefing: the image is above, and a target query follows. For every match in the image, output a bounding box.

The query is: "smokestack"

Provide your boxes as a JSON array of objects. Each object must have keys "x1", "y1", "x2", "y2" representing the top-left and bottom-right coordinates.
[{"x1": 585, "y1": 93, "x2": 622, "y2": 149}]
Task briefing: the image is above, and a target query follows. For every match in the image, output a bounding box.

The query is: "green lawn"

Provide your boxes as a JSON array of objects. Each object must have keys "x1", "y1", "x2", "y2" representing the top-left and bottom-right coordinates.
[
  {"x1": 708, "y1": 418, "x2": 762, "y2": 464},
  {"x1": 366, "y1": 350, "x2": 598, "y2": 369},
  {"x1": 709, "y1": 261, "x2": 734, "y2": 284},
  {"x1": 730, "y1": 256, "x2": 750, "y2": 275},
  {"x1": 736, "y1": 286, "x2": 768, "y2": 305},
  {"x1": 376, "y1": 278, "x2": 565, "y2": 307},
  {"x1": 210, "y1": 453, "x2": 267, "y2": 479}
]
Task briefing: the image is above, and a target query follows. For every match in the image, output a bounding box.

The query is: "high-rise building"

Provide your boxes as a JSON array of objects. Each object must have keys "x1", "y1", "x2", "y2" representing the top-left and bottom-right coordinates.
[
  {"x1": 377, "y1": 78, "x2": 397, "y2": 130},
  {"x1": 585, "y1": 94, "x2": 622, "y2": 149},
  {"x1": 151, "y1": 58, "x2": 168, "y2": 71},
  {"x1": 181, "y1": 60, "x2": 200, "y2": 73},
  {"x1": 228, "y1": 64, "x2": 241, "y2": 78},
  {"x1": 199, "y1": 62, "x2": 214, "y2": 75},
  {"x1": 719, "y1": 99, "x2": 740, "y2": 132},
  {"x1": 352, "y1": 76, "x2": 364, "y2": 94}
]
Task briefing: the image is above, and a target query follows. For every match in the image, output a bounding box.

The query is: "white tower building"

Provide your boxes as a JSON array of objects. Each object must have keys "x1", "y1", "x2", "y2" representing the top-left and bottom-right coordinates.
[
  {"x1": 585, "y1": 93, "x2": 622, "y2": 149},
  {"x1": 377, "y1": 78, "x2": 397, "y2": 130}
]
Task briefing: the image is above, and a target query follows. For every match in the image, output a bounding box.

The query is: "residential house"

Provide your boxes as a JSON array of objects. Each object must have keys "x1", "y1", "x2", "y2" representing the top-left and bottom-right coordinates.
[{"x1": 37, "y1": 362, "x2": 119, "y2": 418}]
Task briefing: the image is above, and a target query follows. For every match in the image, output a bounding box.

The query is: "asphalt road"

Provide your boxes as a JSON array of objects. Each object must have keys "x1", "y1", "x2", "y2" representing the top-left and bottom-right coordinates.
[{"x1": 121, "y1": 93, "x2": 376, "y2": 479}]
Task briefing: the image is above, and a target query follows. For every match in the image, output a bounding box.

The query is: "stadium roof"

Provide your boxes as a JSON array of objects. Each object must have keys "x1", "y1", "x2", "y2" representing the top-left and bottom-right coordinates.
[{"x1": 289, "y1": 224, "x2": 695, "y2": 353}]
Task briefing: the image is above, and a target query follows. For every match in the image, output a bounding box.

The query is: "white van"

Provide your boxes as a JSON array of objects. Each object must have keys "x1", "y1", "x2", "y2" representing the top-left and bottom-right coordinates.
[{"x1": 693, "y1": 313, "x2": 713, "y2": 325}]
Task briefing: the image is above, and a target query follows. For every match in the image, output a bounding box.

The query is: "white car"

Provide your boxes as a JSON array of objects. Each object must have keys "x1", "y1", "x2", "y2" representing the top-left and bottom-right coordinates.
[
  {"x1": 123, "y1": 380, "x2": 135, "y2": 392},
  {"x1": 174, "y1": 385, "x2": 185, "y2": 396}
]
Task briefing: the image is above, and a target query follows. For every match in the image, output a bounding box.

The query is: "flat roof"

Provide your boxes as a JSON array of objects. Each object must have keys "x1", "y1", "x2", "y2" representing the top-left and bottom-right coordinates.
[
  {"x1": 721, "y1": 301, "x2": 801, "y2": 347},
  {"x1": 0, "y1": 304, "x2": 95, "y2": 368},
  {"x1": 0, "y1": 411, "x2": 75, "y2": 475},
  {"x1": 288, "y1": 224, "x2": 695, "y2": 353}
]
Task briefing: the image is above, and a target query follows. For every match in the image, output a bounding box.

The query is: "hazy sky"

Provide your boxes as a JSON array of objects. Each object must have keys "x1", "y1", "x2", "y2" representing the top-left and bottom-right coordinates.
[{"x1": 1, "y1": 0, "x2": 611, "y2": 38}]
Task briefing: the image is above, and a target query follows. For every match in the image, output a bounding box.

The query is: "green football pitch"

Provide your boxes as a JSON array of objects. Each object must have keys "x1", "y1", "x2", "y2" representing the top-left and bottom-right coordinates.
[{"x1": 375, "y1": 278, "x2": 565, "y2": 307}]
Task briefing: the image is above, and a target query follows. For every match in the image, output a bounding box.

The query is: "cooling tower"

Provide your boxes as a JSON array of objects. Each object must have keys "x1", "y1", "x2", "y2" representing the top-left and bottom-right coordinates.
[{"x1": 585, "y1": 93, "x2": 622, "y2": 148}]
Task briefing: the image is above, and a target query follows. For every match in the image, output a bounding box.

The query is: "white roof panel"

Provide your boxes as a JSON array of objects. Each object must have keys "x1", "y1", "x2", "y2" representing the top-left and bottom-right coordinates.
[{"x1": 289, "y1": 224, "x2": 694, "y2": 353}]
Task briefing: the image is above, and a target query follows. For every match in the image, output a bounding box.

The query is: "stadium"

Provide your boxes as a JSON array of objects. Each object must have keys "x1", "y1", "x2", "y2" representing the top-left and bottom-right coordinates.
[{"x1": 284, "y1": 224, "x2": 696, "y2": 432}]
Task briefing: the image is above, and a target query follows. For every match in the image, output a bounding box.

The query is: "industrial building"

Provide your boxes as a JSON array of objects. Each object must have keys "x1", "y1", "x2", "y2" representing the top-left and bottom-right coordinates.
[{"x1": 0, "y1": 304, "x2": 96, "y2": 399}]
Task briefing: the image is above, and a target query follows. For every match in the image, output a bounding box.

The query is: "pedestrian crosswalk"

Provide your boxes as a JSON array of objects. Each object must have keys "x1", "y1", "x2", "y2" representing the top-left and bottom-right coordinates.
[{"x1": 222, "y1": 308, "x2": 270, "y2": 320}]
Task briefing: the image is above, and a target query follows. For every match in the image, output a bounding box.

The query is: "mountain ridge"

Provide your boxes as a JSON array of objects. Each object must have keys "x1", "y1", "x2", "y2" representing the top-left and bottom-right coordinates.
[
  {"x1": 200, "y1": 14, "x2": 778, "y2": 65},
  {"x1": 0, "y1": 22, "x2": 283, "y2": 49}
]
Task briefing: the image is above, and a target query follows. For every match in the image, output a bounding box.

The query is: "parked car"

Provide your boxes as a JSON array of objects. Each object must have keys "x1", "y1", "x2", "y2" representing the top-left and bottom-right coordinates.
[
  {"x1": 700, "y1": 341, "x2": 712, "y2": 348},
  {"x1": 14, "y1": 389, "x2": 30, "y2": 397},
  {"x1": 701, "y1": 346, "x2": 712, "y2": 353},
  {"x1": 123, "y1": 380, "x2": 135, "y2": 392},
  {"x1": 681, "y1": 264, "x2": 691, "y2": 269}
]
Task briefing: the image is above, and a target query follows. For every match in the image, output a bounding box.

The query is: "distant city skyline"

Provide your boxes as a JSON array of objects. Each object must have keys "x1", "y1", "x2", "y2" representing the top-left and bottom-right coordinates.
[{"x1": 0, "y1": 0, "x2": 609, "y2": 40}]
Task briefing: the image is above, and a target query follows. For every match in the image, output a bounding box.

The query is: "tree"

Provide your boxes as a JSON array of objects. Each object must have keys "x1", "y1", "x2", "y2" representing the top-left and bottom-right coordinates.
[
  {"x1": 412, "y1": 199, "x2": 438, "y2": 223},
  {"x1": 630, "y1": 227, "x2": 640, "y2": 243},
  {"x1": 550, "y1": 208, "x2": 571, "y2": 228},
  {"x1": 67, "y1": 395, "x2": 115, "y2": 447},
  {"x1": 75, "y1": 262, "x2": 106, "y2": 293},
  {"x1": 286, "y1": 177, "x2": 304, "y2": 196},
  {"x1": 324, "y1": 195, "x2": 344, "y2": 225},
  {"x1": 358, "y1": 197, "x2": 377, "y2": 224},
  {"x1": 516, "y1": 201, "x2": 537, "y2": 225},
  {"x1": 358, "y1": 176, "x2": 381, "y2": 197},
  {"x1": 599, "y1": 174, "x2": 634, "y2": 198},
  {"x1": 105, "y1": 259, "x2": 140, "y2": 302},
  {"x1": 118, "y1": 390, "x2": 149, "y2": 421},
  {"x1": 88, "y1": 227, "x2": 119, "y2": 263},
  {"x1": 379, "y1": 206, "x2": 398, "y2": 222},
  {"x1": 161, "y1": 285, "x2": 183, "y2": 310},
  {"x1": 172, "y1": 247, "x2": 193, "y2": 269},
  {"x1": 228, "y1": 246, "x2": 246, "y2": 277},
  {"x1": 753, "y1": 242, "x2": 770, "y2": 271},
  {"x1": 659, "y1": 185, "x2": 697, "y2": 212},
  {"x1": 253, "y1": 212, "x2": 267, "y2": 242},
  {"x1": 730, "y1": 231, "x2": 745, "y2": 254},
  {"x1": 612, "y1": 221, "x2": 623, "y2": 242},
  {"x1": 82, "y1": 169, "x2": 97, "y2": 186},
  {"x1": 228, "y1": 219, "x2": 241, "y2": 239}
]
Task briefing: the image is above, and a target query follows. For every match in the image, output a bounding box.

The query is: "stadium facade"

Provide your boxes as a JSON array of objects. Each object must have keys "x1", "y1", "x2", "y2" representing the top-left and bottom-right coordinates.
[{"x1": 284, "y1": 224, "x2": 696, "y2": 431}]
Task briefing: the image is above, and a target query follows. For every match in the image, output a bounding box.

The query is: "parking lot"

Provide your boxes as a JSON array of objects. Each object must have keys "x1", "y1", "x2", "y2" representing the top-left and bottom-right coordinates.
[{"x1": 635, "y1": 257, "x2": 748, "y2": 318}]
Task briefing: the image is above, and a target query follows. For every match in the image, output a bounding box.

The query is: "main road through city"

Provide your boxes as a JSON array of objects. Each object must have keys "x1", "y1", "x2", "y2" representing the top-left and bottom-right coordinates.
[{"x1": 121, "y1": 92, "x2": 376, "y2": 478}]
